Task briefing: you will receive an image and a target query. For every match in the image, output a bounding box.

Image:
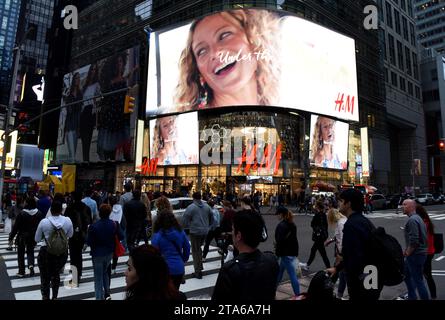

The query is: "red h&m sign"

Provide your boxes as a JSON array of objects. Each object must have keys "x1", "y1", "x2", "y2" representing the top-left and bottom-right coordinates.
[
  {"x1": 235, "y1": 143, "x2": 282, "y2": 175},
  {"x1": 137, "y1": 157, "x2": 159, "y2": 175},
  {"x1": 334, "y1": 93, "x2": 355, "y2": 116}
]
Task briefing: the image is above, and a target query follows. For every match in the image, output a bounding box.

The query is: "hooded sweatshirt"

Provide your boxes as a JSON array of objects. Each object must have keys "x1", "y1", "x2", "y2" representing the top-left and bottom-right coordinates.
[
  {"x1": 34, "y1": 215, "x2": 74, "y2": 247},
  {"x1": 152, "y1": 227, "x2": 190, "y2": 276},
  {"x1": 182, "y1": 200, "x2": 214, "y2": 236},
  {"x1": 9, "y1": 208, "x2": 45, "y2": 241}
]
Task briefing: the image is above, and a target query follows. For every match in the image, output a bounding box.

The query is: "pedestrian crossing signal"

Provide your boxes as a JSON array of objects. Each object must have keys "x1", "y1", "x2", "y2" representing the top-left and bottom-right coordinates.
[
  {"x1": 124, "y1": 95, "x2": 135, "y2": 113},
  {"x1": 439, "y1": 140, "x2": 445, "y2": 151}
]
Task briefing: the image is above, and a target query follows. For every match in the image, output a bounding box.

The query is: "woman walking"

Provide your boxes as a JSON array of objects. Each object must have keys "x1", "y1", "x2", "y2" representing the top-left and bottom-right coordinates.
[
  {"x1": 416, "y1": 204, "x2": 437, "y2": 299},
  {"x1": 275, "y1": 206, "x2": 300, "y2": 299},
  {"x1": 151, "y1": 204, "x2": 190, "y2": 289},
  {"x1": 302, "y1": 200, "x2": 331, "y2": 270}
]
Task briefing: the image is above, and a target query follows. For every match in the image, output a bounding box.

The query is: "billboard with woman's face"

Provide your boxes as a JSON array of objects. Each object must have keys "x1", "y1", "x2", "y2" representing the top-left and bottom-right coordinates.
[
  {"x1": 146, "y1": 9, "x2": 359, "y2": 122},
  {"x1": 309, "y1": 115, "x2": 349, "y2": 170},
  {"x1": 56, "y1": 46, "x2": 140, "y2": 164},
  {"x1": 149, "y1": 112, "x2": 199, "y2": 166}
]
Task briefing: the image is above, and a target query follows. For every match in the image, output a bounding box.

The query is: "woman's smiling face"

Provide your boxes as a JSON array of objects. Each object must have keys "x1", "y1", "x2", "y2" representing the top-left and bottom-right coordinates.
[
  {"x1": 320, "y1": 118, "x2": 335, "y2": 143},
  {"x1": 192, "y1": 14, "x2": 258, "y2": 97}
]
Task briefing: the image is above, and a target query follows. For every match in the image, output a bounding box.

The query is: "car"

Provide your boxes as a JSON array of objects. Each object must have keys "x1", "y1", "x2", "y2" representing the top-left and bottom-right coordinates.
[
  {"x1": 386, "y1": 194, "x2": 402, "y2": 209},
  {"x1": 150, "y1": 197, "x2": 195, "y2": 226},
  {"x1": 369, "y1": 194, "x2": 387, "y2": 210},
  {"x1": 416, "y1": 193, "x2": 434, "y2": 206},
  {"x1": 432, "y1": 193, "x2": 444, "y2": 204}
]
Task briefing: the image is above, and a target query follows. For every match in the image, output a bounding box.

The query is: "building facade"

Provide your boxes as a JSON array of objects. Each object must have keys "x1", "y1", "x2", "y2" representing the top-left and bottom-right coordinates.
[
  {"x1": 376, "y1": 0, "x2": 428, "y2": 194},
  {"x1": 415, "y1": 0, "x2": 445, "y2": 54}
]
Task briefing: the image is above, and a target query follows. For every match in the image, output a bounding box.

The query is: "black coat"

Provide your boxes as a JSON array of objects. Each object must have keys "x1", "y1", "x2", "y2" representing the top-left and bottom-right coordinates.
[
  {"x1": 124, "y1": 200, "x2": 147, "y2": 230},
  {"x1": 9, "y1": 209, "x2": 45, "y2": 242},
  {"x1": 211, "y1": 250, "x2": 279, "y2": 301},
  {"x1": 274, "y1": 220, "x2": 299, "y2": 257},
  {"x1": 65, "y1": 201, "x2": 92, "y2": 242},
  {"x1": 311, "y1": 211, "x2": 328, "y2": 242}
]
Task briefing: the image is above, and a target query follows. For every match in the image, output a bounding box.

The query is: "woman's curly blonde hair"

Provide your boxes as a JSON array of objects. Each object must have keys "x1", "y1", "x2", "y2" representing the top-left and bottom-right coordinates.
[
  {"x1": 174, "y1": 9, "x2": 282, "y2": 111},
  {"x1": 151, "y1": 116, "x2": 177, "y2": 160},
  {"x1": 310, "y1": 116, "x2": 335, "y2": 164}
]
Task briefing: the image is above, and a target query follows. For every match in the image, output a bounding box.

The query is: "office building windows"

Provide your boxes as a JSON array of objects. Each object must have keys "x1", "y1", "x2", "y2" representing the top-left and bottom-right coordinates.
[
  {"x1": 402, "y1": 16, "x2": 408, "y2": 41},
  {"x1": 394, "y1": 9, "x2": 401, "y2": 35},
  {"x1": 391, "y1": 71, "x2": 398, "y2": 86},
  {"x1": 397, "y1": 40, "x2": 404, "y2": 70},
  {"x1": 389, "y1": 34, "x2": 396, "y2": 66},
  {"x1": 405, "y1": 46, "x2": 412, "y2": 75},
  {"x1": 386, "y1": 1, "x2": 393, "y2": 29},
  {"x1": 399, "y1": 76, "x2": 406, "y2": 91}
]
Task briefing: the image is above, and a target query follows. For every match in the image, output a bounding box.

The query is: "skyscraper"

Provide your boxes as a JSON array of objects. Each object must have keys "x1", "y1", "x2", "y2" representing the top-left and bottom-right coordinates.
[
  {"x1": 415, "y1": 0, "x2": 445, "y2": 54},
  {"x1": 0, "y1": 0, "x2": 22, "y2": 107}
]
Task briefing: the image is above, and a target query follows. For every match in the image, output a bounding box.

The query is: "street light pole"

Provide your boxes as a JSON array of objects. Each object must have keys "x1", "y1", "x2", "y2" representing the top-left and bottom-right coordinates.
[{"x1": 0, "y1": 45, "x2": 21, "y2": 215}]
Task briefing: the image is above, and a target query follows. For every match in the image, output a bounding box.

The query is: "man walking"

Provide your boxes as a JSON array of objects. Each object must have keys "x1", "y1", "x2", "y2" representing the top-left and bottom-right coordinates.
[
  {"x1": 212, "y1": 210, "x2": 279, "y2": 300},
  {"x1": 123, "y1": 190, "x2": 147, "y2": 251},
  {"x1": 327, "y1": 188, "x2": 382, "y2": 301},
  {"x1": 35, "y1": 201, "x2": 73, "y2": 300},
  {"x1": 401, "y1": 199, "x2": 430, "y2": 300},
  {"x1": 183, "y1": 192, "x2": 213, "y2": 279}
]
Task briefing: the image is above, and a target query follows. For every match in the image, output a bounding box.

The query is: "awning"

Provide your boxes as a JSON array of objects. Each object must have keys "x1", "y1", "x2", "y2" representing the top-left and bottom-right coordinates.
[{"x1": 45, "y1": 175, "x2": 62, "y2": 185}]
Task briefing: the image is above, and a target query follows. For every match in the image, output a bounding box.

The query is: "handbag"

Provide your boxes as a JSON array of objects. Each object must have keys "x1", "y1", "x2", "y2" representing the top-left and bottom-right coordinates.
[
  {"x1": 433, "y1": 233, "x2": 444, "y2": 254},
  {"x1": 114, "y1": 222, "x2": 125, "y2": 257}
]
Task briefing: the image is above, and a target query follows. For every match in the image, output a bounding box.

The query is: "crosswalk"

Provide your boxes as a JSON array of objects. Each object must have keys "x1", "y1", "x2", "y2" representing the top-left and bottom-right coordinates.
[
  {"x1": 366, "y1": 211, "x2": 445, "y2": 221},
  {"x1": 0, "y1": 233, "x2": 220, "y2": 300}
]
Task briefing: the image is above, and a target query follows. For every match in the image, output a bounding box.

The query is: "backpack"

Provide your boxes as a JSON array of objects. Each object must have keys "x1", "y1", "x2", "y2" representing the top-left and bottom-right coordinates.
[
  {"x1": 45, "y1": 220, "x2": 69, "y2": 256},
  {"x1": 367, "y1": 226, "x2": 404, "y2": 286}
]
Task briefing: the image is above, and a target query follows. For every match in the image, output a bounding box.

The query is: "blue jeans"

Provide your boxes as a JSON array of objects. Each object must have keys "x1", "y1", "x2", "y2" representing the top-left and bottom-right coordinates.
[
  {"x1": 277, "y1": 256, "x2": 300, "y2": 296},
  {"x1": 92, "y1": 254, "x2": 112, "y2": 300},
  {"x1": 404, "y1": 254, "x2": 430, "y2": 300}
]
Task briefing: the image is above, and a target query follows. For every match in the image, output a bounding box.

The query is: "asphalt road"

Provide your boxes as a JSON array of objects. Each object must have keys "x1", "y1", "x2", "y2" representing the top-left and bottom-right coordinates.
[{"x1": 259, "y1": 204, "x2": 445, "y2": 299}]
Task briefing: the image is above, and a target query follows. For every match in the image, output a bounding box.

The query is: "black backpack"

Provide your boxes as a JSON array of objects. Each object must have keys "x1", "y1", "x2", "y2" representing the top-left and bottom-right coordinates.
[{"x1": 367, "y1": 226, "x2": 404, "y2": 286}]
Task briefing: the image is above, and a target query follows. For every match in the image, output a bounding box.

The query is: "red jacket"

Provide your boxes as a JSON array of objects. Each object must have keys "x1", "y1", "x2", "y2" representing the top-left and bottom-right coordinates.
[{"x1": 424, "y1": 219, "x2": 435, "y2": 255}]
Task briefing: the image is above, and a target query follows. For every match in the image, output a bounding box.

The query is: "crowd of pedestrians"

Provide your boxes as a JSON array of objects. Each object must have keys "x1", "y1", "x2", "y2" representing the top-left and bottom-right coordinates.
[{"x1": 3, "y1": 184, "x2": 441, "y2": 301}]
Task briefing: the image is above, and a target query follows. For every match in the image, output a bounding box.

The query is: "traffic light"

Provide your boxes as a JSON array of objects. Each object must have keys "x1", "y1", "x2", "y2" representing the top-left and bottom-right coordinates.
[
  {"x1": 439, "y1": 140, "x2": 445, "y2": 151},
  {"x1": 124, "y1": 95, "x2": 135, "y2": 113}
]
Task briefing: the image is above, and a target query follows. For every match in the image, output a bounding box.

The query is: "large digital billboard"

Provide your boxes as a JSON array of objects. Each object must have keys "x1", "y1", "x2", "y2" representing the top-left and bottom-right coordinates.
[
  {"x1": 149, "y1": 112, "x2": 199, "y2": 165},
  {"x1": 56, "y1": 46, "x2": 140, "y2": 163},
  {"x1": 309, "y1": 115, "x2": 349, "y2": 170},
  {"x1": 146, "y1": 9, "x2": 358, "y2": 121}
]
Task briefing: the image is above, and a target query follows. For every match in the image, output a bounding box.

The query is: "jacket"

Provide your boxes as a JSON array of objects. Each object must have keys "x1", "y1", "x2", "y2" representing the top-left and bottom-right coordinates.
[
  {"x1": 404, "y1": 213, "x2": 428, "y2": 255},
  {"x1": 212, "y1": 249, "x2": 279, "y2": 301},
  {"x1": 274, "y1": 220, "x2": 299, "y2": 257},
  {"x1": 311, "y1": 211, "x2": 328, "y2": 242},
  {"x1": 64, "y1": 201, "x2": 92, "y2": 242},
  {"x1": 35, "y1": 215, "x2": 74, "y2": 247},
  {"x1": 110, "y1": 204, "x2": 127, "y2": 231},
  {"x1": 183, "y1": 200, "x2": 214, "y2": 236},
  {"x1": 9, "y1": 208, "x2": 45, "y2": 242},
  {"x1": 151, "y1": 227, "x2": 191, "y2": 276},
  {"x1": 87, "y1": 218, "x2": 124, "y2": 257},
  {"x1": 123, "y1": 200, "x2": 147, "y2": 230}
]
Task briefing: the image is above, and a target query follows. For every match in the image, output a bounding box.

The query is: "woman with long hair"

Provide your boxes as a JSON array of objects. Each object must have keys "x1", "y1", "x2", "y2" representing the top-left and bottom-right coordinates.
[
  {"x1": 80, "y1": 63, "x2": 101, "y2": 162},
  {"x1": 310, "y1": 116, "x2": 346, "y2": 170},
  {"x1": 173, "y1": 9, "x2": 281, "y2": 112},
  {"x1": 416, "y1": 204, "x2": 437, "y2": 299},
  {"x1": 325, "y1": 208, "x2": 347, "y2": 298},
  {"x1": 301, "y1": 200, "x2": 331, "y2": 270},
  {"x1": 64, "y1": 72, "x2": 82, "y2": 162},
  {"x1": 125, "y1": 244, "x2": 186, "y2": 300},
  {"x1": 151, "y1": 208, "x2": 190, "y2": 289},
  {"x1": 275, "y1": 206, "x2": 300, "y2": 299}
]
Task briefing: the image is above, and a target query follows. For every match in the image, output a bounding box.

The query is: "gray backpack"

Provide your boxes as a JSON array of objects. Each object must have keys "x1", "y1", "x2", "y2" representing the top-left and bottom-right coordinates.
[{"x1": 45, "y1": 220, "x2": 68, "y2": 256}]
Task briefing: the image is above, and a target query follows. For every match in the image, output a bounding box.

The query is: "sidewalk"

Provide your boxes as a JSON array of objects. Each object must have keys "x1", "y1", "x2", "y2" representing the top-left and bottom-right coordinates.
[{"x1": 275, "y1": 271, "x2": 407, "y2": 300}]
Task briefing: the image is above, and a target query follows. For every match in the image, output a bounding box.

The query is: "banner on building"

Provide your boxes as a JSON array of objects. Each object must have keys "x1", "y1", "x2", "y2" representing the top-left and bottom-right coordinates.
[{"x1": 62, "y1": 164, "x2": 76, "y2": 193}]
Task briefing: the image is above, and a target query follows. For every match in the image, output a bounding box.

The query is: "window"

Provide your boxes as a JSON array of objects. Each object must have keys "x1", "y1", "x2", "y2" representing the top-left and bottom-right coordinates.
[
  {"x1": 415, "y1": 86, "x2": 421, "y2": 99},
  {"x1": 386, "y1": 1, "x2": 393, "y2": 28},
  {"x1": 394, "y1": 9, "x2": 401, "y2": 35},
  {"x1": 401, "y1": 0, "x2": 406, "y2": 11},
  {"x1": 397, "y1": 40, "x2": 404, "y2": 70},
  {"x1": 408, "y1": 0, "x2": 413, "y2": 18},
  {"x1": 391, "y1": 71, "x2": 398, "y2": 86},
  {"x1": 402, "y1": 16, "x2": 408, "y2": 41},
  {"x1": 384, "y1": 67, "x2": 388, "y2": 82},
  {"x1": 405, "y1": 46, "x2": 412, "y2": 75},
  {"x1": 408, "y1": 81, "x2": 413, "y2": 96},
  {"x1": 389, "y1": 34, "x2": 396, "y2": 66},
  {"x1": 412, "y1": 52, "x2": 419, "y2": 80},
  {"x1": 380, "y1": 29, "x2": 387, "y2": 60},
  {"x1": 409, "y1": 23, "x2": 416, "y2": 46},
  {"x1": 377, "y1": 0, "x2": 384, "y2": 22},
  {"x1": 399, "y1": 76, "x2": 406, "y2": 91}
]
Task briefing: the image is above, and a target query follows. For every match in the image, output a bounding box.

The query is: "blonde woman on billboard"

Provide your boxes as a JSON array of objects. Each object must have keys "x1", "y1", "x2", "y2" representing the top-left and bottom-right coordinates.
[
  {"x1": 174, "y1": 9, "x2": 281, "y2": 111},
  {"x1": 152, "y1": 116, "x2": 192, "y2": 165},
  {"x1": 310, "y1": 116, "x2": 346, "y2": 170}
]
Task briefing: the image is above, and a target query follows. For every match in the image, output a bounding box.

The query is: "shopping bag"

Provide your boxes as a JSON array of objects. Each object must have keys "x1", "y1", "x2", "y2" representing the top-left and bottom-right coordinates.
[
  {"x1": 4, "y1": 218, "x2": 11, "y2": 234},
  {"x1": 114, "y1": 235, "x2": 125, "y2": 257}
]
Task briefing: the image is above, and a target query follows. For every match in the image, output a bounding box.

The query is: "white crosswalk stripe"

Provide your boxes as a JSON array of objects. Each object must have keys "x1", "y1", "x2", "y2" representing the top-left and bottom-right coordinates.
[
  {"x1": 0, "y1": 233, "x2": 219, "y2": 300},
  {"x1": 366, "y1": 211, "x2": 445, "y2": 221}
]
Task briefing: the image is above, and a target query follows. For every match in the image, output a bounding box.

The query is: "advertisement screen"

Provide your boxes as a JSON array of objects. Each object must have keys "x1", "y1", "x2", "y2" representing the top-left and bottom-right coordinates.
[
  {"x1": 146, "y1": 9, "x2": 358, "y2": 121},
  {"x1": 149, "y1": 112, "x2": 199, "y2": 165},
  {"x1": 309, "y1": 115, "x2": 349, "y2": 170},
  {"x1": 56, "y1": 46, "x2": 140, "y2": 163}
]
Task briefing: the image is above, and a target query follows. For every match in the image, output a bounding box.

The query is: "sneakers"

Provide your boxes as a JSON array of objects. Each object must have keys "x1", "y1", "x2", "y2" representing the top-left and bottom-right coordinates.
[
  {"x1": 299, "y1": 262, "x2": 309, "y2": 271},
  {"x1": 29, "y1": 266, "x2": 35, "y2": 277},
  {"x1": 16, "y1": 272, "x2": 25, "y2": 278},
  {"x1": 105, "y1": 296, "x2": 112, "y2": 300},
  {"x1": 396, "y1": 294, "x2": 409, "y2": 300},
  {"x1": 193, "y1": 272, "x2": 203, "y2": 279}
]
